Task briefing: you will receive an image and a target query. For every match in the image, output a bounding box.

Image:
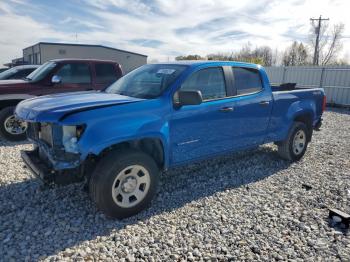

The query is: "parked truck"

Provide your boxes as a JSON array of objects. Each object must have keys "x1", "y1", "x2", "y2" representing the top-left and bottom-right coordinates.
[
  {"x1": 0, "y1": 59, "x2": 122, "y2": 141},
  {"x1": 0, "y1": 65, "x2": 40, "y2": 80},
  {"x1": 16, "y1": 61, "x2": 325, "y2": 218}
]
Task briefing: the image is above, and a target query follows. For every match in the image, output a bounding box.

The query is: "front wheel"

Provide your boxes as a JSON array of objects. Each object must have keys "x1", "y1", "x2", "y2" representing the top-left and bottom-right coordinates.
[
  {"x1": 89, "y1": 149, "x2": 159, "y2": 219},
  {"x1": 0, "y1": 106, "x2": 27, "y2": 141},
  {"x1": 277, "y1": 121, "x2": 309, "y2": 161}
]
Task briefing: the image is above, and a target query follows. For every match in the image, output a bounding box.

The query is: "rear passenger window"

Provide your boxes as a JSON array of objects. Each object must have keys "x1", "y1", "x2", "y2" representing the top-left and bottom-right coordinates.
[
  {"x1": 56, "y1": 63, "x2": 91, "y2": 84},
  {"x1": 181, "y1": 67, "x2": 226, "y2": 100},
  {"x1": 233, "y1": 67, "x2": 262, "y2": 95},
  {"x1": 95, "y1": 63, "x2": 118, "y2": 83}
]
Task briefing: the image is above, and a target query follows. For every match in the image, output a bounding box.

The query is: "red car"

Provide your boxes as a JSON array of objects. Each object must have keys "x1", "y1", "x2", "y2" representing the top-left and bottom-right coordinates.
[{"x1": 0, "y1": 59, "x2": 123, "y2": 141}]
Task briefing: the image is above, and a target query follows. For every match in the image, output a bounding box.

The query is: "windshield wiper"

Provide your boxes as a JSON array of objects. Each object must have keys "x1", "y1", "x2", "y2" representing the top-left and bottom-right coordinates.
[{"x1": 23, "y1": 77, "x2": 32, "y2": 81}]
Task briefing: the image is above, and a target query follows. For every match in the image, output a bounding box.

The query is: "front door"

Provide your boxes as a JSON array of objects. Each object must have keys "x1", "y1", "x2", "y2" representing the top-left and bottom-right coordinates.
[
  {"x1": 170, "y1": 66, "x2": 236, "y2": 165},
  {"x1": 50, "y1": 62, "x2": 93, "y2": 93}
]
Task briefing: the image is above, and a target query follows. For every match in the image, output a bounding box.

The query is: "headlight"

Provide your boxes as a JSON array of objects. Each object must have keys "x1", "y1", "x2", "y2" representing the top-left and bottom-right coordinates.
[{"x1": 62, "y1": 125, "x2": 85, "y2": 153}]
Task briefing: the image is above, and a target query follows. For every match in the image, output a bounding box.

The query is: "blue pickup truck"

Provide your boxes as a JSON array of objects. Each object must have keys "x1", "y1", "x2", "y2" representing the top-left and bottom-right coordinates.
[{"x1": 15, "y1": 61, "x2": 325, "y2": 218}]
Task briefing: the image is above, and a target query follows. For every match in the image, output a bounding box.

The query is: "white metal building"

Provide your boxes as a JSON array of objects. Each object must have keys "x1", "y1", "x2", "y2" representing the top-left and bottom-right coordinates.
[{"x1": 18, "y1": 42, "x2": 147, "y2": 73}]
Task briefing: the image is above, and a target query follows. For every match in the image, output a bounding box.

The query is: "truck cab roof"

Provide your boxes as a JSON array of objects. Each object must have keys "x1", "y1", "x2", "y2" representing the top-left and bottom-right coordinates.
[{"x1": 152, "y1": 60, "x2": 261, "y2": 69}]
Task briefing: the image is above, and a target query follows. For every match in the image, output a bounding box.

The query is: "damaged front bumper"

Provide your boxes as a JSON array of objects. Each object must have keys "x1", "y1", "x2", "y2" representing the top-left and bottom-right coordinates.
[
  {"x1": 21, "y1": 122, "x2": 86, "y2": 185},
  {"x1": 21, "y1": 146, "x2": 84, "y2": 185}
]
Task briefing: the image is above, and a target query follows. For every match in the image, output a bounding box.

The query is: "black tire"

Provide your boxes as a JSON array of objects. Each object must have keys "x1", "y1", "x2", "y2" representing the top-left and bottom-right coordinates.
[
  {"x1": 277, "y1": 121, "x2": 310, "y2": 161},
  {"x1": 89, "y1": 149, "x2": 160, "y2": 219},
  {"x1": 0, "y1": 106, "x2": 27, "y2": 141}
]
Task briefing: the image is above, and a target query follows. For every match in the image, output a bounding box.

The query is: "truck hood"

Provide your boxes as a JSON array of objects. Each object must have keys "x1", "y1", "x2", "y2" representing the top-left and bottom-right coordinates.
[{"x1": 15, "y1": 91, "x2": 144, "y2": 122}]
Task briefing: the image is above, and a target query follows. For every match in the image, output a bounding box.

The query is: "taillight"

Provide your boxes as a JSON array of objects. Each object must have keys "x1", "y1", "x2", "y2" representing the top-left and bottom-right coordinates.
[{"x1": 322, "y1": 95, "x2": 326, "y2": 112}]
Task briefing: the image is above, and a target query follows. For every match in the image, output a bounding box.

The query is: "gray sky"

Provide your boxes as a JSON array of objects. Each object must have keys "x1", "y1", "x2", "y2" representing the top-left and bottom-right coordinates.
[{"x1": 0, "y1": 0, "x2": 349, "y2": 65}]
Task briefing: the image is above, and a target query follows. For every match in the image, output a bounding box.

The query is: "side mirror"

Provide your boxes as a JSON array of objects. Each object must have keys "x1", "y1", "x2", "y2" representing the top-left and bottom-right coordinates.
[
  {"x1": 175, "y1": 90, "x2": 203, "y2": 106},
  {"x1": 51, "y1": 75, "x2": 61, "y2": 84}
]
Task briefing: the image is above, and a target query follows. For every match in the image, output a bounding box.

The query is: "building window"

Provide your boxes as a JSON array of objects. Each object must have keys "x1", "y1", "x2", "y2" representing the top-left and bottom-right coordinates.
[{"x1": 58, "y1": 49, "x2": 66, "y2": 55}]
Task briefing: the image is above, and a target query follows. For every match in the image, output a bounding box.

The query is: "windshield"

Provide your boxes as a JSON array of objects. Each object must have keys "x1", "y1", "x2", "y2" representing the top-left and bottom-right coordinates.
[
  {"x1": 0, "y1": 68, "x2": 18, "y2": 80},
  {"x1": 26, "y1": 62, "x2": 57, "y2": 82},
  {"x1": 105, "y1": 64, "x2": 187, "y2": 99}
]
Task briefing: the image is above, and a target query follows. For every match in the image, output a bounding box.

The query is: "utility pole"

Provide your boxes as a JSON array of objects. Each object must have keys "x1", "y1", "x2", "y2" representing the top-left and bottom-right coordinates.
[{"x1": 310, "y1": 15, "x2": 329, "y2": 65}]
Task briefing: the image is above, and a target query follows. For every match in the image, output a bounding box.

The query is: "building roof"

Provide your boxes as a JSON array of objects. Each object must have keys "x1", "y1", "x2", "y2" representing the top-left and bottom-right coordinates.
[
  {"x1": 26, "y1": 42, "x2": 148, "y2": 57},
  {"x1": 50, "y1": 58, "x2": 121, "y2": 63}
]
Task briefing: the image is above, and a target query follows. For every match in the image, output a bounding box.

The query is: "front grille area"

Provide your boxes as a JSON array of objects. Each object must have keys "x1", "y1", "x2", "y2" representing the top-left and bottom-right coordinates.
[
  {"x1": 27, "y1": 123, "x2": 39, "y2": 140},
  {"x1": 39, "y1": 123, "x2": 53, "y2": 147},
  {"x1": 27, "y1": 122, "x2": 53, "y2": 147}
]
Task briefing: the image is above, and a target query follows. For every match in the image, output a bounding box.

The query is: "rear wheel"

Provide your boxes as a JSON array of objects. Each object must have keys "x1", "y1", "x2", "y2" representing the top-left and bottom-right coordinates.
[
  {"x1": 89, "y1": 149, "x2": 159, "y2": 219},
  {"x1": 277, "y1": 121, "x2": 309, "y2": 161},
  {"x1": 0, "y1": 106, "x2": 27, "y2": 141}
]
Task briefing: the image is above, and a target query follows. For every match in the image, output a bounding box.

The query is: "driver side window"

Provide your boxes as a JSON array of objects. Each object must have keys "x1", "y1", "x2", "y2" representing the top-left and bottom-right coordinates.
[
  {"x1": 56, "y1": 63, "x2": 91, "y2": 84},
  {"x1": 181, "y1": 67, "x2": 226, "y2": 101}
]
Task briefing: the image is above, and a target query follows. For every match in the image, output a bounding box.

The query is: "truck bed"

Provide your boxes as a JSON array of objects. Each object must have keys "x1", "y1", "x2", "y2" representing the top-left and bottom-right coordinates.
[
  {"x1": 267, "y1": 86, "x2": 325, "y2": 143},
  {"x1": 270, "y1": 83, "x2": 316, "y2": 92}
]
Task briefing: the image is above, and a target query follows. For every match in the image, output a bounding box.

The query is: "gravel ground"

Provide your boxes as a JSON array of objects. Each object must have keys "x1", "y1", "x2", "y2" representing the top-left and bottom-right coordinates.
[{"x1": 0, "y1": 108, "x2": 349, "y2": 261}]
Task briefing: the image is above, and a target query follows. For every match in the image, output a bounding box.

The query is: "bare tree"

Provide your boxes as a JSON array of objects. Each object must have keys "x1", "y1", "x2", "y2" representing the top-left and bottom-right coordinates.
[
  {"x1": 175, "y1": 55, "x2": 205, "y2": 60},
  {"x1": 253, "y1": 46, "x2": 273, "y2": 66},
  {"x1": 282, "y1": 41, "x2": 309, "y2": 66},
  {"x1": 321, "y1": 23, "x2": 345, "y2": 65},
  {"x1": 207, "y1": 52, "x2": 233, "y2": 61},
  {"x1": 309, "y1": 22, "x2": 345, "y2": 65}
]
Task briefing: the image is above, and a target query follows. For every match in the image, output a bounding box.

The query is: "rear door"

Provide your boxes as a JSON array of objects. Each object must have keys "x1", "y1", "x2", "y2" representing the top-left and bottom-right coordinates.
[
  {"x1": 49, "y1": 62, "x2": 93, "y2": 93},
  {"x1": 93, "y1": 62, "x2": 121, "y2": 90},
  {"x1": 229, "y1": 67, "x2": 273, "y2": 147}
]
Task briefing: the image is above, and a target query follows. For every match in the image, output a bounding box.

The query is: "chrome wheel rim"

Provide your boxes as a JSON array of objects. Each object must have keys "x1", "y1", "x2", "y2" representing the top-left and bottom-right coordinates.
[
  {"x1": 111, "y1": 165, "x2": 151, "y2": 208},
  {"x1": 4, "y1": 115, "x2": 27, "y2": 135},
  {"x1": 292, "y1": 130, "x2": 306, "y2": 155}
]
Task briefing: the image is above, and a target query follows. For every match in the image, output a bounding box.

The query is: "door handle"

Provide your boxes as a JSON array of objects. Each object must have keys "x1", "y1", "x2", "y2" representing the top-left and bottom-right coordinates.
[
  {"x1": 219, "y1": 107, "x2": 234, "y2": 112},
  {"x1": 259, "y1": 101, "x2": 270, "y2": 106}
]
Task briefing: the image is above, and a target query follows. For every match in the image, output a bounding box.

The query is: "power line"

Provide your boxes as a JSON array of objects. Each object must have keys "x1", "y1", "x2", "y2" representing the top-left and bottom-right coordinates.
[{"x1": 310, "y1": 15, "x2": 329, "y2": 65}]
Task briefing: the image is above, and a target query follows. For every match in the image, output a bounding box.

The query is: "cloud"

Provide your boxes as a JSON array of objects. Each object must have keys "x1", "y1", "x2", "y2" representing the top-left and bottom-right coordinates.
[
  {"x1": 0, "y1": 0, "x2": 350, "y2": 65},
  {"x1": 0, "y1": 1, "x2": 71, "y2": 63},
  {"x1": 129, "y1": 39, "x2": 164, "y2": 48},
  {"x1": 60, "y1": 17, "x2": 104, "y2": 30}
]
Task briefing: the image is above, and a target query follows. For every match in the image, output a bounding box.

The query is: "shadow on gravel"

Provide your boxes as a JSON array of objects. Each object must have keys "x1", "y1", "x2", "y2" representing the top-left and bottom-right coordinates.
[
  {"x1": 0, "y1": 145, "x2": 291, "y2": 260},
  {"x1": 0, "y1": 138, "x2": 31, "y2": 147},
  {"x1": 326, "y1": 107, "x2": 350, "y2": 115}
]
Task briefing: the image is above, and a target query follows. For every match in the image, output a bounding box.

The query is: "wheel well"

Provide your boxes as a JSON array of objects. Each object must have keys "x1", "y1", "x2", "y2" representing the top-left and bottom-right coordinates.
[
  {"x1": 294, "y1": 113, "x2": 313, "y2": 141},
  {"x1": 99, "y1": 138, "x2": 165, "y2": 169},
  {"x1": 0, "y1": 100, "x2": 23, "y2": 111}
]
